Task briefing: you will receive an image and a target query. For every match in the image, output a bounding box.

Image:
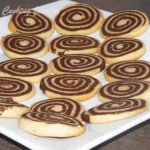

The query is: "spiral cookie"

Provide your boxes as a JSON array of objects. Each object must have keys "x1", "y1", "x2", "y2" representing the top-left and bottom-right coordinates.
[
  {"x1": 55, "y1": 4, "x2": 104, "y2": 35},
  {"x1": 82, "y1": 99, "x2": 146, "y2": 123},
  {"x1": 19, "y1": 112, "x2": 85, "y2": 137},
  {"x1": 100, "y1": 38, "x2": 145, "y2": 64},
  {"x1": 0, "y1": 77, "x2": 35, "y2": 102},
  {"x1": 50, "y1": 35, "x2": 100, "y2": 55},
  {"x1": 9, "y1": 10, "x2": 54, "y2": 38},
  {"x1": 99, "y1": 80, "x2": 150, "y2": 102},
  {"x1": 104, "y1": 60, "x2": 150, "y2": 82},
  {"x1": 30, "y1": 98, "x2": 84, "y2": 121},
  {"x1": 50, "y1": 54, "x2": 105, "y2": 75},
  {"x1": 40, "y1": 74, "x2": 100, "y2": 102},
  {"x1": 1, "y1": 34, "x2": 48, "y2": 59},
  {"x1": 101, "y1": 10, "x2": 149, "y2": 39},
  {"x1": 0, "y1": 97, "x2": 29, "y2": 118},
  {"x1": 0, "y1": 58, "x2": 50, "y2": 83}
]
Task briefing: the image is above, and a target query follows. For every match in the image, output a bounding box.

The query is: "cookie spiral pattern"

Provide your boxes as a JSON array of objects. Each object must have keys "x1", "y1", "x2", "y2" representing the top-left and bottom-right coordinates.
[
  {"x1": 50, "y1": 35, "x2": 99, "y2": 55},
  {"x1": 105, "y1": 60, "x2": 150, "y2": 81},
  {"x1": 100, "y1": 38, "x2": 143, "y2": 57},
  {"x1": 0, "y1": 58, "x2": 48, "y2": 77},
  {"x1": 82, "y1": 99, "x2": 146, "y2": 122},
  {"x1": 101, "y1": 10, "x2": 148, "y2": 37},
  {"x1": 23, "y1": 112, "x2": 83, "y2": 126},
  {"x1": 0, "y1": 77, "x2": 32, "y2": 97},
  {"x1": 51, "y1": 54, "x2": 105, "y2": 74},
  {"x1": 99, "y1": 80, "x2": 149, "y2": 100},
  {"x1": 55, "y1": 4, "x2": 101, "y2": 32},
  {"x1": 40, "y1": 74, "x2": 100, "y2": 96},
  {"x1": 2, "y1": 34, "x2": 46, "y2": 55},
  {"x1": 10, "y1": 10, "x2": 53, "y2": 35},
  {"x1": 30, "y1": 98, "x2": 84, "y2": 120}
]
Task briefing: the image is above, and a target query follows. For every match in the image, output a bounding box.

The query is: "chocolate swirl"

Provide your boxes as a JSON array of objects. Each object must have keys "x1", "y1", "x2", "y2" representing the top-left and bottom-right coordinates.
[
  {"x1": 2, "y1": 34, "x2": 46, "y2": 55},
  {"x1": 82, "y1": 99, "x2": 146, "y2": 122},
  {"x1": 30, "y1": 98, "x2": 84, "y2": 120},
  {"x1": 51, "y1": 54, "x2": 105, "y2": 74},
  {"x1": 101, "y1": 10, "x2": 147, "y2": 37},
  {"x1": 40, "y1": 74, "x2": 100, "y2": 96},
  {"x1": 11, "y1": 10, "x2": 52, "y2": 35},
  {"x1": 0, "y1": 77, "x2": 32, "y2": 97},
  {"x1": 50, "y1": 35, "x2": 99, "y2": 55},
  {"x1": 99, "y1": 80, "x2": 149, "y2": 100},
  {"x1": 0, "y1": 58, "x2": 48, "y2": 77},
  {"x1": 100, "y1": 38, "x2": 143, "y2": 57},
  {"x1": 22, "y1": 112, "x2": 83, "y2": 126},
  {"x1": 0, "y1": 97, "x2": 28, "y2": 114},
  {"x1": 105, "y1": 60, "x2": 150, "y2": 81},
  {"x1": 55, "y1": 4, "x2": 101, "y2": 31}
]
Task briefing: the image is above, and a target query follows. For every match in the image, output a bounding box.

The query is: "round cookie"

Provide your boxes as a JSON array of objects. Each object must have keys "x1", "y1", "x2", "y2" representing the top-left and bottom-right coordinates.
[
  {"x1": 0, "y1": 77, "x2": 35, "y2": 102},
  {"x1": 30, "y1": 98, "x2": 85, "y2": 121},
  {"x1": 100, "y1": 38, "x2": 145, "y2": 64},
  {"x1": 99, "y1": 80, "x2": 150, "y2": 102},
  {"x1": 82, "y1": 99, "x2": 147, "y2": 124},
  {"x1": 40, "y1": 74, "x2": 101, "y2": 102},
  {"x1": 100, "y1": 10, "x2": 149, "y2": 39},
  {"x1": 55, "y1": 4, "x2": 104, "y2": 35},
  {"x1": 19, "y1": 112, "x2": 85, "y2": 137},
  {"x1": 0, "y1": 58, "x2": 50, "y2": 83},
  {"x1": 1, "y1": 34, "x2": 48, "y2": 59},
  {"x1": 9, "y1": 10, "x2": 54, "y2": 38},
  {"x1": 50, "y1": 35, "x2": 100, "y2": 55},
  {"x1": 104, "y1": 60, "x2": 150, "y2": 82},
  {"x1": 0, "y1": 97, "x2": 29, "y2": 118},
  {"x1": 49, "y1": 54, "x2": 105, "y2": 76}
]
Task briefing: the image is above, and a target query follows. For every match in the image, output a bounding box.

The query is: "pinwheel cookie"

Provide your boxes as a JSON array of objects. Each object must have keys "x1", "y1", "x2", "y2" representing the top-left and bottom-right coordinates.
[
  {"x1": 0, "y1": 97, "x2": 29, "y2": 118},
  {"x1": 1, "y1": 34, "x2": 48, "y2": 59},
  {"x1": 99, "y1": 80, "x2": 150, "y2": 102},
  {"x1": 19, "y1": 112, "x2": 85, "y2": 137},
  {"x1": 0, "y1": 77, "x2": 35, "y2": 102},
  {"x1": 82, "y1": 99, "x2": 147, "y2": 123},
  {"x1": 49, "y1": 54, "x2": 105, "y2": 76},
  {"x1": 50, "y1": 35, "x2": 100, "y2": 55},
  {"x1": 104, "y1": 60, "x2": 150, "y2": 82},
  {"x1": 40, "y1": 74, "x2": 100, "y2": 102},
  {"x1": 30, "y1": 98, "x2": 85, "y2": 121},
  {"x1": 9, "y1": 10, "x2": 54, "y2": 38},
  {"x1": 55, "y1": 4, "x2": 104, "y2": 35},
  {"x1": 100, "y1": 10, "x2": 149, "y2": 38},
  {"x1": 0, "y1": 58, "x2": 50, "y2": 83},
  {"x1": 100, "y1": 38, "x2": 145, "y2": 64}
]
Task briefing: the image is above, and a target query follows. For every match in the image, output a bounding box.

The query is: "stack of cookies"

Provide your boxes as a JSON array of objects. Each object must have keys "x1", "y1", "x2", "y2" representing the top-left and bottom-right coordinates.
[{"x1": 0, "y1": 2, "x2": 149, "y2": 138}]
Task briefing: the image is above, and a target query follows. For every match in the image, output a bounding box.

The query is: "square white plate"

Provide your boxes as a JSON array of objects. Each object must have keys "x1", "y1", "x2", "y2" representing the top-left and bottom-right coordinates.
[{"x1": 0, "y1": 1, "x2": 150, "y2": 150}]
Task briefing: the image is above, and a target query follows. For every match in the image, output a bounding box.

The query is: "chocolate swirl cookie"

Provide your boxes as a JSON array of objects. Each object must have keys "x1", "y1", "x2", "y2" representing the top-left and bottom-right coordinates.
[
  {"x1": 40, "y1": 74, "x2": 100, "y2": 102},
  {"x1": 30, "y1": 98, "x2": 85, "y2": 120},
  {"x1": 55, "y1": 4, "x2": 104, "y2": 35},
  {"x1": 1, "y1": 34, "x2": 48, "y2": 59},
  {"x1": 9, "y1": 10, "x2": 54, "y2": 38},
  {"x1": 0, "y1": 97, "x2": 29, "y2": 118},
  {"x1": 100, "y1": 38, "x2": 145, "y2": 64},
  {"x1": 104, "y1": 60, "x2": 150, "y2": 82},
  {"x1": 99, "y1": 80, "x2": 150, "y2": 102},
  {"x1": 0, "y1": 58, "x2": 50, "y2": 83},
  {"x1": 50, "y1": 35, "x2": 100, "y2": 55},
  {"x1": 0, "y1": 77, "x2": 35, "y2": 102},
  {"x1": 82, "y1": 98, "x2": 147, "y2": 123},
  {"x1": 50, "y1": 54, "x2": 105, "y2": 75},
  {"x1": 101, "y1": 10, "x2": 149, "y2": 38},
  {"x1": 19, "y1": 112, "x2": 85, "y2": 137}
]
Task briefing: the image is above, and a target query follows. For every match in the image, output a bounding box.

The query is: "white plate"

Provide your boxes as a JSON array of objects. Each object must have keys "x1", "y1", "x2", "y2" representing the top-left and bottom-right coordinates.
[{"x1": 0, "y1": 1, "x2": 150, "y2": 150}]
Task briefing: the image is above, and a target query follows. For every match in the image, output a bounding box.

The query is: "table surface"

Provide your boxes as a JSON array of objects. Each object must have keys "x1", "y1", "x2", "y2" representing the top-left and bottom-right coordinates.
[{"x1": 0, "y1": 0, "x2": 150, "y2": 150}]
